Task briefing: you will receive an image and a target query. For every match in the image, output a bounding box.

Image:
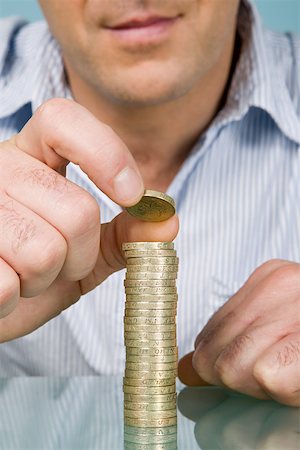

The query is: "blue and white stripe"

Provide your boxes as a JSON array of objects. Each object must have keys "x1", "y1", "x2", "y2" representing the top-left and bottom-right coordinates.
[{"x1": 0, "y1": 0, "x2": 299, "y2": 376}]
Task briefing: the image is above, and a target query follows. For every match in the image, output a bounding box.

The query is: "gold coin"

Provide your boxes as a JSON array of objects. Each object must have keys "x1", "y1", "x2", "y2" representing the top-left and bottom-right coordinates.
[
  {"x1": 125, "y1": 250, "x2": 177, "y2": 258},
  {"x1": 123, "y1": 377, "x2": 176, "y2": 387},
  {"x1": 124, "y1": 416, "x2": 177, "y2": 428},
  {"x1": 125, "y1": 309, "x2": 177, "y2": 318},
  {"x1": 124, "y1": 424, "x2": 177, "y2": 436},
  {"x1": 124, "y1": 317, "x2": 176, "y2": 325},
  {"x1": 122, "y1": 242, "x2": 174, "y2": 251},
  {"x1": 125, "y1": 190, "x2": 176, "y2": 222},
  {"x1": 125, "y1": 369, "x2": 178, "y2": 379},
  {"x1": 126, "y1": 265, "x2": 178, "y2": 273},
  {"x1": 125, "y1": 287, "x2": 177, "y2": 295},
  {"x1": 123, "y1": 434, "x2": 178, "y2": 450},
  {"x1": 124, "y1": 399, "x2": 176, "y2": 411},
  {"x1": 124, "y1": 331, "x2": 176, "y2": 340},
  {"x1": 125, "y1": 361, "x2": 177, "y2": 371},
  {"x1": 124, "y1": 393, "x2": 177, "y2": 403},
  {"x1": 126, "y1": 272, "x2": 177, "y2": 280},
  {"x1": 124, "y1": 324, "x2": 176, "y2": 332},
  {"x1": 124, "y1": 409, "x2": 176, "y2": 420},
  {"x1": 124, "y1": 279, "x2": 176, "y2": 288},
  {"x1": 125, "y1": 294, "x2": 178, "y2": 302},
  {"x1": 123, "y1": 385, "x2": 176, "y2": 395},
  {"x1": 125, "y1": 302, "x2": 177, "y2": 310},
  {"x1": 125, "y1": 339, "x2": 177, "y2": 348},
  {"x1": 126, "y1": 354, "x2": 178, "y2": 364},
  {"x1": 126, "y1": 347, "x2": 178, "y2": 357},
  {"x1": 127, "y1": 257, "x2": 178, "y2": 266},
  {"x1": 124, "y1": 432, "x2": 177, "y2": 445}
]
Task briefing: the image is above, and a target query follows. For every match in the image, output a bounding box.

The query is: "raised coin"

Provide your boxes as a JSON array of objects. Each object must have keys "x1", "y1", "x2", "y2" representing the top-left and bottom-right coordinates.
[
  {"x1": 124, "y1": 409, "x2": 176, "y2": 420},
  {"x1": 125, "y1": 302, "x2": 177, "y2": 310},
  {"x1": 124, "y1": 279, "x2": 176, "y2": 288},
  {"x1": 122, "y1": 242, "x2": 174, "y2": 251},
  {"x1": 124, "y1": 317, "x2": 176, "y2": 325},
  {"x1": 125, "y1": 361, "x2": 177, "y2": 371},
  {"x1": 124, "y1": 330, "x2": 176, "y2": 340},
  {"x1": 124, "y1": 400, "x2": 176, "y2": 411},
  {"x1": 124, "y1": 416, "x2": 177, "y2": 428},
  {"x1": 123, "y1": 393, "x2": 177, "y2": 403},
  {"x1": 125, "y1": 250, "x2": 177, "y2": 258},
  {"x1": 125, "y1": 369, "x2": 177, "y2": 379},
  {"x1": 126, "y1": 272, "x2": 177, "y2": 280},
  {"x1": 125, "y1": 309, "x2": 177, "y2": 318},
  {"x1": 126, "y1": 295, "x2": 178, "y2": 302},
  {"x1": 126, "y1": 347, "x2": 178, "y2": 357},
  {"x1": 124, "y1": 324, "x2": 176, "y2": 333},
  {"x1": 126, "y1": 354, "x2": 178, "y2": 364},
  {"x1": 123, "y1": 377, "x2": 176, "y2": 387},
  {"x1": 125, "y1": 190, "x2": 175, "y2": 222}
]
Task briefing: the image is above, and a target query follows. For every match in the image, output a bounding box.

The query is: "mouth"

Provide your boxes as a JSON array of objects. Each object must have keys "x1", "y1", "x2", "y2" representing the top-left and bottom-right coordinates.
[{"x1": 104, "y1": 14, "x2": 182, "y2": 47}]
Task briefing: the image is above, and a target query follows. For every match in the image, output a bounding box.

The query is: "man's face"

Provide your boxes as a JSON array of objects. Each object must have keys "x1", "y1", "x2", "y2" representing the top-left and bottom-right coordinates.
[{"x1": 39, "y1": 0, "x2": 240, "y2": 106}]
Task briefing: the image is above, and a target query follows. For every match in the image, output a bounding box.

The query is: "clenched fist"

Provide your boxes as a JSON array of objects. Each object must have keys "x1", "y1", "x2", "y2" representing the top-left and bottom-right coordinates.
[
  {"x1": 0, "y1": 98, "x2": 179, "y2": 342},
  {"x1": 178, "y1": 259, "x2": 300, "y2": 406}
]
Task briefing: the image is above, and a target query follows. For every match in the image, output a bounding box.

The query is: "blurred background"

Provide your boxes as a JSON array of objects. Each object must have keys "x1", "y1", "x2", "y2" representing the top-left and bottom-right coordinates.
[{"x1": 0, "y1": 0, "x2": 299, "y2": 34}]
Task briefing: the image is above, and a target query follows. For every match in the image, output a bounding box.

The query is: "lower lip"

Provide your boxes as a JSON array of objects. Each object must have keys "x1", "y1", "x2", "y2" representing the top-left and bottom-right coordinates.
[{"x1": 106, "y1": 17, "x2": 179, "y2": 47}]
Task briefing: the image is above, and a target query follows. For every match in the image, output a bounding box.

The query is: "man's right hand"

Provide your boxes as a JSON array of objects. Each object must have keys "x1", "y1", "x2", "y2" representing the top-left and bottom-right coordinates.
[{"x1": 0, "y1": 98, "x2": 179, "y2": 342}]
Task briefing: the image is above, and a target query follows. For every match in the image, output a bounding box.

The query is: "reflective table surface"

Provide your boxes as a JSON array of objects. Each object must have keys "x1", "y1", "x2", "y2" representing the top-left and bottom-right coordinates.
[{"x1": 0, "y1": 376, "x2": 298, "y2": 449}]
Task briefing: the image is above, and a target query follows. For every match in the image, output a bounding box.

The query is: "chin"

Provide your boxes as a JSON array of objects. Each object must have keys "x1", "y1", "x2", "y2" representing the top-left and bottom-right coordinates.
[
  {"x1": 83, "y1": 55, "x2": 193, "y2": 106},
  {"x1": 98, "y1": 73, "x2": 191, "y2": 107}
]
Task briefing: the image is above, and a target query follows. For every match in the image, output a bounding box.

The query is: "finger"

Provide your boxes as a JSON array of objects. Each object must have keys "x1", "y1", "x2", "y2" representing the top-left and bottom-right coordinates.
[
  {"x1": 79, "y1": 211, "x2": 180, "y2": 294},
  {"x1": 0, "y1": 277, "x2": 81, "y2": 342},
  {"x1": 254, "y1": 331, "x2": 300, "y2": 406},
  {"x1": 178, "y1": 351, "x2": 211, "y2": 386},
  {"x1": 0, "y1": 193, "x2": 67, "y2": 297},
  {"x1": 194, "y1": 259, "x2": 291, "y2": 349},
  {"x1": 2, "y1": 147, "x2": 100, "y2": 280},
  {"x1": 193, "y1": 260, "x2": 294, "y2": 386},
  {"x1": 11, "y1": 98, "x2": 144, "y2": 206},
  {"x1": 0, "y1": 213, "x2": 179, "y2": 342},
  {"x1": 0, "y1": 257, "x2": 20, "y2": 318}
]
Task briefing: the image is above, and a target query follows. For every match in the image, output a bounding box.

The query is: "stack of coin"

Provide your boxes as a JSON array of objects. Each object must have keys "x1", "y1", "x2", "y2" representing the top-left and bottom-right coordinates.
[{"x1": 122, "y1": 241, "x2": 178, "y2": 444}]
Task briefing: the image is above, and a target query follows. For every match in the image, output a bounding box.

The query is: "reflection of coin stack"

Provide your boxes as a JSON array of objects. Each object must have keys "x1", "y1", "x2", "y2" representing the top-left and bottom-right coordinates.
[{"x1": 122, "y1": 241, "x2": 178, "y2": 447}]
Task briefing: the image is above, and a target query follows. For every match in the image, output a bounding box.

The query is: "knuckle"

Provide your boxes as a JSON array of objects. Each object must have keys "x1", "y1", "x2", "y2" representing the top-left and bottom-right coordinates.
[
  {"x1": 253, "y1": 361, "x2": 297, "y2": 404},
  {"x1": 0, "y1": 277, "x2": 19, "y2": 309},
  {"x1": 28, "y1": 234, "x2": 67, "y2": 277},
  {"x1": 214, "y1": 335, "x2": 253, "y2": 386},
  {"x1": 36, "y1": 98, "x2": 72, "y2": 125},
  {"x1": 60, "y1": 192, "x2": 100, "y2": 239},
  {"x1": 268, "y1": 263, "x2": 300, "y2": 287}
]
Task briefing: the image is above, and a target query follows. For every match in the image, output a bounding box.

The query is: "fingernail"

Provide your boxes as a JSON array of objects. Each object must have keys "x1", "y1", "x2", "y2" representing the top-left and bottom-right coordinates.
[{"x1": 113, "y1": 166, "x2": 144, "y2": 205}]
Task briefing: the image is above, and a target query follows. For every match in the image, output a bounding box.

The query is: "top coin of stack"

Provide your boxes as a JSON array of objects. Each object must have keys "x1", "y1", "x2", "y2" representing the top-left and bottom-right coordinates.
[{"x1": 122, "y1": 241, "x2": 178, "y2": 431}]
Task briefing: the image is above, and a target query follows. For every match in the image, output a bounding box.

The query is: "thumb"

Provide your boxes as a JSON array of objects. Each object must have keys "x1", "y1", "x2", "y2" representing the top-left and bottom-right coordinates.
[
  {"x1": 80, "y1": 211, "x2": 180, "y2": 294},
  {"x1": 178, "y1": 351, "x2": 212, "y2": 386}
]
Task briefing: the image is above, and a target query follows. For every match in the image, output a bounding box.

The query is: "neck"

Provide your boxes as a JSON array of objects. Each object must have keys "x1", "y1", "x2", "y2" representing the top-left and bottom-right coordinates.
[{"x1": 65, "y1": 32, "x2": 239, "y2": 191}]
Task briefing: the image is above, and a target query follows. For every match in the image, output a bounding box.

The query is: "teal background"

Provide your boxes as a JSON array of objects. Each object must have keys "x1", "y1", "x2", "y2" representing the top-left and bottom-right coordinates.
[{"x1": 0, "y1": 0, "x2": 299, "y2": 34}]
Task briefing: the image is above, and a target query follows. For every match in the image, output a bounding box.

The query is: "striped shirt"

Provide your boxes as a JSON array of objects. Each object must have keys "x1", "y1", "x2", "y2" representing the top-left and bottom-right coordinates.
[{"x1": 0, "y1": 0, "x2": 299, "y2": 376}]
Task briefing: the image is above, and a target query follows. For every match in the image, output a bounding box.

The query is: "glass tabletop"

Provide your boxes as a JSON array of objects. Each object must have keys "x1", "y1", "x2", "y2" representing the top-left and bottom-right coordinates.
[{"x1": 0, "y1": 376, "x2": 298, "y2": 450}]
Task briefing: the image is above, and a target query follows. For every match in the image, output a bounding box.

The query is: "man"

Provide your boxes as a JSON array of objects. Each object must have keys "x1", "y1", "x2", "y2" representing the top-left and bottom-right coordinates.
[{"x1": 0, "y1": 0, "x2": 299, "y2": 406}]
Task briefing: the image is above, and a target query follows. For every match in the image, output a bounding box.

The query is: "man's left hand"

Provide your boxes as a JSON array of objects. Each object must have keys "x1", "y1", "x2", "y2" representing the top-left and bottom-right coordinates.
[{"x1": 178, "y1": 259, "x2": 300, "y2": 406}]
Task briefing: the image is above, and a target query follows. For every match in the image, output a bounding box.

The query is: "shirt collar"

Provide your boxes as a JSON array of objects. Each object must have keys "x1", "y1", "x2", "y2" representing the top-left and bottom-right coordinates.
[
  {"x1": 218, "y1": 0, "x2": 300, "y2": 145},
  {"x1": 0, "y1": 2, "x2": 299, "y2": 145}
]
